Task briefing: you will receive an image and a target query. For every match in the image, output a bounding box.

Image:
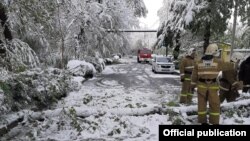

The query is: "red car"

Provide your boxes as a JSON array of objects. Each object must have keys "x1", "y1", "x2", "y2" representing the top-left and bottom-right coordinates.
[{"x1": 137, "y1": 48, "x2": 152, "y2": 63}]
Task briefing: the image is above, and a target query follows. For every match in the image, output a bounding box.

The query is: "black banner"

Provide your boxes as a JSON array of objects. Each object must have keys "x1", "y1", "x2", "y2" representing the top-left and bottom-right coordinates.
[{"x1": 159, "y1": 125, "x2": 250, "y2": 140}]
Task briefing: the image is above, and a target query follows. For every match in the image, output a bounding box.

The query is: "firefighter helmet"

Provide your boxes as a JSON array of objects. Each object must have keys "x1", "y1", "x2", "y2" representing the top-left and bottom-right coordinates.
[
  {"x1": 187, "y1": 48, "x2": 196, "y2": 57},
  {"x1": 231, "y1": 52, "x2": 243, "y2": 63},
  {"x1": 205, "y1": 43, "x2": 220, "y2": 56}
]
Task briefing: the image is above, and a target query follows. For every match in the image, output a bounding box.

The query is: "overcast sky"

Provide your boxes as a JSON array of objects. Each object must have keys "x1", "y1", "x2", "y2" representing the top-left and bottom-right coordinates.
[{"x1": 139, "y1": 0, "x2": 163, "y2": 29}]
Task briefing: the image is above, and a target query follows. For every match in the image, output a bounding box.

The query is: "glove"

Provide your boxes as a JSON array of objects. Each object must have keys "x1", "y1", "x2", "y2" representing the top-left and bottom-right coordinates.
[
  {"x1": 238, "y1": 81, "x2": 243, "y2": 90},
  {"x1": 231, "y1": 81, "x2": 241, "y2": 90}
]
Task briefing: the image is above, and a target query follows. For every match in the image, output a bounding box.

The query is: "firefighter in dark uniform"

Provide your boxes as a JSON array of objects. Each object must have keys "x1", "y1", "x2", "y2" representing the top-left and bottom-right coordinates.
[
  {"x1": 191, "y1": 43, "x2": 234, "y2": 125},
  {"x1": 219, "y1": 52, "x2": 243, "y2": 103},
  {"x1": 179, "y1": 48, "x2": 196, "y2": 104},
  {"x1": 239, "y1": 55, "x2": 250, "y2": 93}
]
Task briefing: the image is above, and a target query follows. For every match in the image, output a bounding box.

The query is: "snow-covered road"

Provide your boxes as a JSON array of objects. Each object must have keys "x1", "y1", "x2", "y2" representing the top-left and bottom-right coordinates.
[
  {"x1": 2, "y1": 57, "x2": 250, "y2": 141},
  {"x1": 56, "y1": 57, "x2": 181, "y2": 110}
]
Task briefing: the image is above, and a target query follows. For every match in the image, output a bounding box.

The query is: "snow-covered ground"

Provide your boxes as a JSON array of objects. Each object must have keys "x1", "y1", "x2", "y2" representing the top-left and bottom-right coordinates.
[{"x1": 1, "y1": 57, "x2": 250, "y2": 140}]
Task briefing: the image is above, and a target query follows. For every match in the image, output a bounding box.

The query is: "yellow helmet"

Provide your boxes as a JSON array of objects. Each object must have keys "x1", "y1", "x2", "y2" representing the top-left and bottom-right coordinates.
[
  {"x1": 231, "y1": 52, "x2": 243, "y2": 63},
  {"x1": 205, "y1": 43, "x2": 220, "y2": 56}
]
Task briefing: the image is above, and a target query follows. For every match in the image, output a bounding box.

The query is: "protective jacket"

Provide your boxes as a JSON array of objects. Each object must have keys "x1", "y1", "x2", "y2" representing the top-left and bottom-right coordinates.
[
  {"x1": 191, "y1": 55, "x2": 234, "y2": 125},
  {"x1": 219, "y1": 63, "x2": 241, "y2": 103},
  {"x1": 179, "y1": 56, "x2": 195, "y2": 104},
  {"x1": 239, "y1": 56, "x2": 250, "y2": 93}
]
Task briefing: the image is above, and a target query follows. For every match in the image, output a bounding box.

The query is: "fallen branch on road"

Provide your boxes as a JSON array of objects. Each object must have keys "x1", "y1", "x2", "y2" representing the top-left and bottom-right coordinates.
[
  {"x1": 1, "y1": 99, "x2": 250, "y2": 136},
  {"x1": 0, "y1": 112, "x2": 24, "y2": 137}
]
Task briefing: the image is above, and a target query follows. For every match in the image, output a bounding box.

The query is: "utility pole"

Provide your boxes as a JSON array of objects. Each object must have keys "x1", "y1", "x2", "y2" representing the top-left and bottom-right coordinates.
[{"x1": 231, "y1": 0, "x2": 238, "y2": 56}]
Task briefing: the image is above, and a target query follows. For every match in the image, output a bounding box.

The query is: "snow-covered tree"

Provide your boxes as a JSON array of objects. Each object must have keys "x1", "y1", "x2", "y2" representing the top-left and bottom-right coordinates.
[
  {"x1": 187, "y1": 0, "x2": 233, "y2": 52},
  {"x1": 2, "y1": 0, "x2": 147, "y2": 68},
  {"x1": 240, "y1": 27, "x2": 250, "y2": 48},
  {"x1": 0, "y1": 2, "x2": 12, "y2": 41},
  {"x1": 157, "y1": 0, "x2": 208, "y2": 58},
  {"x1": 223, "y1": 24, "x2": 250, "y2": 49},
  {"x1": 238, "y1": 0, "x2": 250, "y2": 26},
  {"x1": 157, "y1": 0, "x2": 250, "y2": 58}
]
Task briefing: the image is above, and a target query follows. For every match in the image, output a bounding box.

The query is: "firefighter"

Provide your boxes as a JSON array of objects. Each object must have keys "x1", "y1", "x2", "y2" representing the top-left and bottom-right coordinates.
[
  {"x1": 219, "y1": 52, "x2": 243, "y2": 103},
  {"x1": 179, "y1": 48, "x2": 196, "y2": 104},
  {"x1": 191, "y1": 43, "x2": 234, "y2": 125},
  {"x1": 239, "y1": 55, "x2": 250, "y2": 93}
]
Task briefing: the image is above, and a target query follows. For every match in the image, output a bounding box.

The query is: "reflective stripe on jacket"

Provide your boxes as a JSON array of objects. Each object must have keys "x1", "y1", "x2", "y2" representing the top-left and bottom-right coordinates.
[{"x1": 192, "y1": 57, "x2": 234, "y2": 85}]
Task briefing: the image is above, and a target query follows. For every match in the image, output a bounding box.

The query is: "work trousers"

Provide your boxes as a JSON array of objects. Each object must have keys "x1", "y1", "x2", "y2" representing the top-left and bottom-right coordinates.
[
  {"x1": 180, "y1": 78, "x2": 193, "y2": 104},
  {"x1": 197, "y1": 83, "x2": 220, "y2": 125}
]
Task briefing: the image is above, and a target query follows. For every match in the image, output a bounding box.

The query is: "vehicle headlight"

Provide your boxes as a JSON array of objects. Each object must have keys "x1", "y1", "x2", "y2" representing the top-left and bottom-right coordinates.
[{"x1": 157, "y1": 65, "x2": 161, "y2": 68}]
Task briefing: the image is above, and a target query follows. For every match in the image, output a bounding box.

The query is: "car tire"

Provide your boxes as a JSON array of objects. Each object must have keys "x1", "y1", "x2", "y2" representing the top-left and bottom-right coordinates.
[{"x1": 153, "y1": 67, "x2": 157, "y2": 73}]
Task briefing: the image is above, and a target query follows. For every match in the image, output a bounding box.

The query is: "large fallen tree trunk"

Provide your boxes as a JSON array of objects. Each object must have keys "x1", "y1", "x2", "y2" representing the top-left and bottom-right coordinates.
[
  {"x1": 0, "y1": 106, "x2": 161, "y2": 136},
  {"x1": 1, "y1": 99, "x2": 250, "y2": 136}
]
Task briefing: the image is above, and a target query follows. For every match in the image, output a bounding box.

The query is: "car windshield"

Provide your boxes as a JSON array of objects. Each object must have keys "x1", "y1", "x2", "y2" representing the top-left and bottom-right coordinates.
[
  {"x1": 140, "y1": 50, "x2": 151, "y2": 54},
  {"x1": 156, "y1": 57, "x2": 171, "y2": 63}
]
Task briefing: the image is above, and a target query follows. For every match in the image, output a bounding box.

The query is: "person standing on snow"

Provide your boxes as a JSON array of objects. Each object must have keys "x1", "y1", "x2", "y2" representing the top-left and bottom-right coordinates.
[
  {"x1": 191, "y1": 43, "x2": 234, "y2": 125},
  {"x1": 219, "y1": 52, "x2": 243, "y2": 103},
  {"x1": 179, "y1": 48, "x2": 196, "y2": 104},
  {"x1": 239, "y1": 55, "x2": 250, "y2": 93}
]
